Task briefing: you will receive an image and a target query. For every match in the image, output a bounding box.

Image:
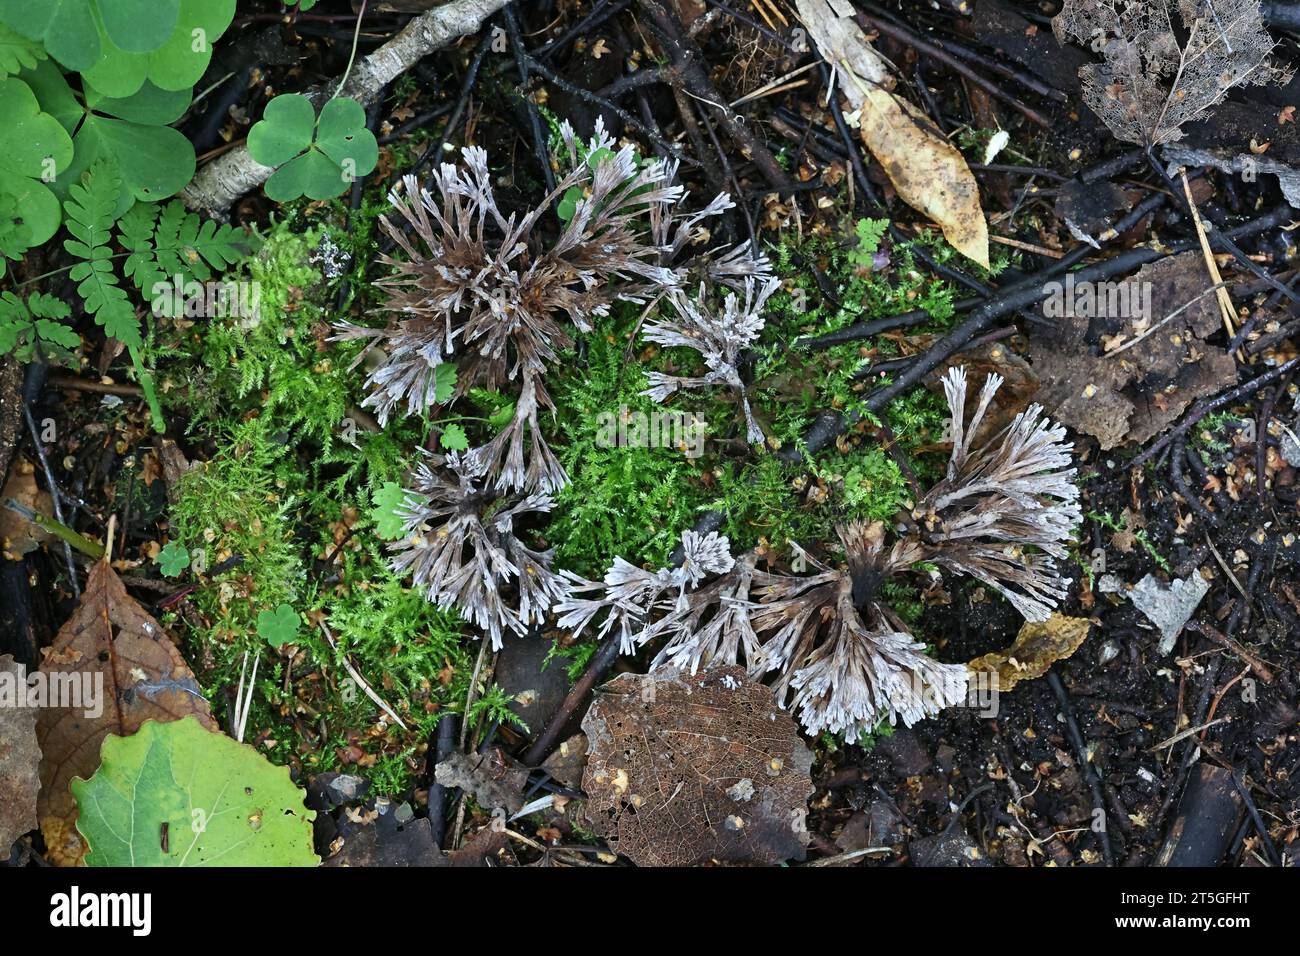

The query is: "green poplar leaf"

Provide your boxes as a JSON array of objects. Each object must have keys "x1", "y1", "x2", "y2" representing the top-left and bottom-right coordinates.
[
  {"x1": 72, "y1": 717, "x2": 318, "y2": 867},
  {"x1": 79, "y1": 0, "x2": 235, "y2": 97}
]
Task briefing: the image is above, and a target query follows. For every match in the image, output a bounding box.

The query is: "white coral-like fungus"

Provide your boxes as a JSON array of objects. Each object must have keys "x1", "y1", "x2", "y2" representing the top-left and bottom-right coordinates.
[{"x1": 389, "y1": 453, "x2": 568, "y2": 650}]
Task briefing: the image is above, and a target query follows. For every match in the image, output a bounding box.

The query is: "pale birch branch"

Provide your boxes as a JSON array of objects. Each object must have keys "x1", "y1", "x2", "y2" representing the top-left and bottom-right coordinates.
[{"x1": 182, "y1": 0, "x2": 512, "y2": 214}]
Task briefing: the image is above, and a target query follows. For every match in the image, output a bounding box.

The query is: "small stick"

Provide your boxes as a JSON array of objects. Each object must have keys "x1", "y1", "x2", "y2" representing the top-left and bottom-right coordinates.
[
  {"x1": 233, "y1": 649, "x2": 261, "y2": 743},
  {"x1": 1186, "y1": 620, "x2": 1274, "y2": 683},
  {"x1": 1179, "y1": 168, "x2": 1237, "y2": 338},
  {"x1": 319, "y1": 621, "x2": 409, "y2": 730},
  {"x1": 1047, "y1": 672, "x2": 1114, "y2": 866},
  {"x1": 0, "y1": 497, "x2": 105, "y2": 559},
  {"x1": 989, "y1": 234, "x2": 1064, "y2": 259},
  {"x1": 23, "y1": 405, "x2": 80, "y2": 596},
  {"x1": 1152, "y1": 716, "x2": 1231, "y2": 751}
]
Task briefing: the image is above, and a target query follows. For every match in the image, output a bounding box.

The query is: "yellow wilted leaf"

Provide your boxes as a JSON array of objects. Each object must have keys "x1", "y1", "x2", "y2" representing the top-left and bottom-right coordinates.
[
  {"x1": 967, "y1": 613, "x2": 1091, "y2": 691},
  {"x1": 859, "y1": 87, "x2": 990, "y2": 269},
  {"x1": 796, "y1": 0, "x2": 990, "y2": 268}
]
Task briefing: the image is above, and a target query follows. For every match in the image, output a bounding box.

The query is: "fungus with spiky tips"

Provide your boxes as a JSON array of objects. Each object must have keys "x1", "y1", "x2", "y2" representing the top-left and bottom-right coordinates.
[
  {"x1": 333, "y1": 119, "x2": 762, "y2": 493},
  {"x1": 554, "y1": 366, "x2": 1082, "y2": 740},
  {"x1": 640, "y1": 276, "x2": 779, "y2": 444},
  {"x1": 388, "y1": 452, "x2": 568, "y2": 650}
]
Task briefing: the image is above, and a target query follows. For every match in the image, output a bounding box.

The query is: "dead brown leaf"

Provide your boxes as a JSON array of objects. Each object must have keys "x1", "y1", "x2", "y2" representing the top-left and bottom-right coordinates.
[
  {"x1": 36, "y1": 559, "x2": 216, "y2": 866},
  {"x1": 581, "y1": 666, "x2": 814, "y2": 867},
  {"x1": 796, "y1": 0, "x2": 989, "y2": 267},
  {"x1": 433, "y1": 746, "x2": 527, "y2": 815},
  {"x1": 0, "y1": 655, "x2": 41, "y2": 859},
  {"x1": 0, "y1": 461, "x2": 53, "y2": 559},
  {"x1": 1027, "y1": 252, "x2": 1237, "y2": 449},
  {"x1": 858, "y1": 88, "x2": 990, "y2": 268}
]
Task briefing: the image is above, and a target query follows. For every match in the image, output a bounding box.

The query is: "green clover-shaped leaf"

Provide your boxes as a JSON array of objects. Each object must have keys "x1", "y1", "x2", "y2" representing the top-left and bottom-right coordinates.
[
  {"x1": 0, "y1": 0, "x2": 99, "y2": 73},
  {"x1": 257, "y1": 603, "x2": 300, "y2": 648},
  {"x1": 248, "y1": 94, "x2": 378, "y2": 202},
  {"x1": 0, "y1": 75, "x2": 73, "y2": 248},
  {"x1": 99, "y1": 0, "x2": 180, "y2": 54},
  {"x1": 79, "y1": 0, "x2": 235, "y2": 98},
  {"x1": 21, "y1": 61, "x2": 194, "y2": 208},
  {"x1": 156, "y1": 539, "x2": 189, "y2": 577},
  {"x1": 371, "y1": 481, "x2": 408, "y2": 541}
]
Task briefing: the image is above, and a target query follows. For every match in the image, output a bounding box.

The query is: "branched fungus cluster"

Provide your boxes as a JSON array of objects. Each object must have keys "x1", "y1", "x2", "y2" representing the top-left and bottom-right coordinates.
[{"x1": 344, "y1": 129, "x2": 1081, "y2": 736}]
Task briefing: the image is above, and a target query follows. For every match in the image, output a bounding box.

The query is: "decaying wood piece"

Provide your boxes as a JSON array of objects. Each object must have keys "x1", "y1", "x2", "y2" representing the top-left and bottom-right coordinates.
[{"x1": 1154, "y1": 763, "x2": 1245, "y2": 866}]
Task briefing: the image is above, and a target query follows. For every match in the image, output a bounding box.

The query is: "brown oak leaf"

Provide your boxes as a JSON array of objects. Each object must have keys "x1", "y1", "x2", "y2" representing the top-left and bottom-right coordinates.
[{"x1": 0, "y1": 655, "x2": 41, "y2": 859}]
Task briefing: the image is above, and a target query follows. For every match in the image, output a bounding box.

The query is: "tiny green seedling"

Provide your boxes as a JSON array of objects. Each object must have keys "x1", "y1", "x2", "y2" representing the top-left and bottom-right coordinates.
[
  {"x1": 847, "y1": 217, "x2": 889, "y2": 268},
  {"x1": 257, "y1": 603, "x2": 300, "y2": 647},
  {"x1": 247, "y1": 94, "x2": 379, "y2": 202},
  {"x1": 371, "y1": 481, "x2": 407, "y2": 540},
  {"x1": 439, "y1": 423, "x2": 468, "y2": 451},
  {"x1": 156, "y1": 539, "x2": 190, "y2": 577}
]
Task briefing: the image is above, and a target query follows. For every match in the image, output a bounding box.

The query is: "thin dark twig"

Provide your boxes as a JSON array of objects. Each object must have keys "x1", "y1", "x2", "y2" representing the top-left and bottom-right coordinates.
[
  {"x1": 520, "y1": 51, "x2": 695, "y2": 163},
  {"x1": 406, "y1": 28, "x2": 494, "y2": 179},
  {"x1": 24, "y1": 404, "x2": 79, "y2": 597},
  {"x1": 796, "y1": 297, "x2": 983, "y2": 349},
  {"x1": 639, "y1": 0, "x2": 794, "y2": 191},
  {"x1": 701, "y1": 0, "x2": 797, "y2": 49},
  {"x1": 505, "y1": 5, "x2": 557, "y2": 195},
  {"x1": 854, "y1": 10, "x2": 1051, "y2": 127},
  {"x1": 1048, "y1": 671, "x2": 1115, "y2": 866},
  {"x1": 1133, "y1": 351, "x2": 1300, "y2": 470},
  {"x1": 1256, "y1": 367, "x2": 1295, "y2": 500},
  {"x1": 523, "y1": 636, "x2": 621, "y2": 766},
  {"x1": 536, "y1": 0, "x2": 634, "y2": 61}
]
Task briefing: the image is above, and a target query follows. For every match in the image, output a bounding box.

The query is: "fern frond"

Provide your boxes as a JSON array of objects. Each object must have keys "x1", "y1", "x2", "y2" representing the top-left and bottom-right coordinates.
[
  {"x1": 120, "y1": 202, "x2": 165, "y2": 295},
  {"x1": 62, "y1": 163, "x2": 163, "y2": 431},
  {"x1": 119, "y1": 199, "x2": 253, "y2": 296},
  {"x1": 63, "y1": 164, "x2": 140, "y2": 350}
]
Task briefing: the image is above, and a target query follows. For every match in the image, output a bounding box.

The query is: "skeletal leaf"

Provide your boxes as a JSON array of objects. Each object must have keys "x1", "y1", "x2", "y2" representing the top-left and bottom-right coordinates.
[
  {"x1": 1054, "y1": 0, "x2": 1291, "y2": 146},
  {"x1": 36, "y1": 558, "x2": 216, "y2": 866}
]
